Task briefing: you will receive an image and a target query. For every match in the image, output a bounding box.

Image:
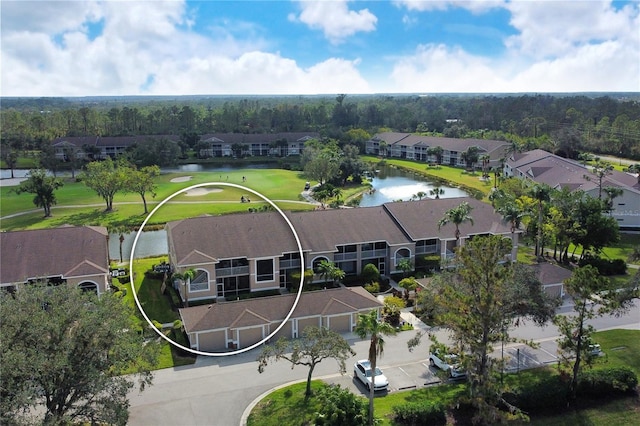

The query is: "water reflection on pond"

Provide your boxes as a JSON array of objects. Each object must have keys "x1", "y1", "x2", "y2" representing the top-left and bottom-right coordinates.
[
  {"x1": 359, "y1": 166, "x2": 467, "y2": 207},
  {"x1": 109, "y1": 230, "x2": 168, "y2": 262}
]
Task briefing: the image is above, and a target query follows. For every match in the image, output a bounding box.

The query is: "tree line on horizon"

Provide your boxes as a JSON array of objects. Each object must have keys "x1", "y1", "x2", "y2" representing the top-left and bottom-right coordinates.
[{"x1": 2, "y1": 94, "x2": 640, "y2": 162}]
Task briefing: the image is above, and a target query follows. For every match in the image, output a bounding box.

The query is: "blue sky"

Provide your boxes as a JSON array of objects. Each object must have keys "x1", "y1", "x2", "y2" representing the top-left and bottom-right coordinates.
[{"x1": 1, "y1": 0, "x2": 639, "y2": 96}]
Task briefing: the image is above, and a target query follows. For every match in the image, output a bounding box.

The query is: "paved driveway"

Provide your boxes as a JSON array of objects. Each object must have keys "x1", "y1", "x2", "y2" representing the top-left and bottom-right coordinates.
[{"x1": 128, "y1": 301, "x2": 639, "y2": 426}]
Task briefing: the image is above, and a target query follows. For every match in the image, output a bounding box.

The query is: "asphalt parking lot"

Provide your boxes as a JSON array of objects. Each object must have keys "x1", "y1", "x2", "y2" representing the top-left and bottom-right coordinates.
[
  {"x1": 325, "y1": 360, "x2": 464, "y2": 395},
  {"x1": 324, "y1": 339, "x2": 564, "y2": 396}
]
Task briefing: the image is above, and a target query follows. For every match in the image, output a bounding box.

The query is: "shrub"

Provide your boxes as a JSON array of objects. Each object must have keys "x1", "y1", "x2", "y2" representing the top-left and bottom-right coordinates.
[
  {"x1": 360, "y1": 263, "x2": 380, "y2": 284},
  {"x1": 416, "y1": 254, "x2": 441, "y2": 272},
  {"x1": 578, "y1": 256, "x2": 627, "y2": 275},
  {"x1": 364, "y1": 282, "x2": 380, "y2": 294},
  {"x1": 577, "y1": 367, "x2": 638, "y2": 396},
  {"x1": 503, "y1": 375, "x2": 568, "y2": 413},
  {"x1": 314, "y1": 384, "x2": 368, "y2": 426},
  {"x1": 392, "y1": 401, "x2": 447, "y2": 425}
]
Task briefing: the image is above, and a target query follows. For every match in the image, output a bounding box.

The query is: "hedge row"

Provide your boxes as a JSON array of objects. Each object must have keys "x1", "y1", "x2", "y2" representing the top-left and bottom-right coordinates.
[
  {"x1": 392, "y1": 401, "x2": 447, "y2": 425},
  {"x1": 505, "y1": 367, "x2": 638, "y2": 413},
  {"x1": 578, "y1": 257, "x2": 627, "y2": 275},
  {"x1": 577, "y1": 367, "x2": 638, "y2": 396}
]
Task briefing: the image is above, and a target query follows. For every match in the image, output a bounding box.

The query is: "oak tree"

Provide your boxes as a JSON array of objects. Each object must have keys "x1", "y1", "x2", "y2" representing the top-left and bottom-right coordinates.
[
  {"x1": 257, "y1": 326, "x2": 354, "y2": 399},
  {"x1": 0, "y1": 283, "x2": 157, "y2": 425}
]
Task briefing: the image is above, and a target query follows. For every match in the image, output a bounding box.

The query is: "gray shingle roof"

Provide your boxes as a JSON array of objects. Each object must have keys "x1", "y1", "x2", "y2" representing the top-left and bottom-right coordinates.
[
  {"x1": 179, "y1": 286, "x2": 381, "y2": 333},
  {"x1": 0, "y1": 226, "x2": 109, "y2": 284},
  {"x1": 167, "y1": 212, "x2": 300, "y2": 265},
  {"x1": 373, "y1": 132, "x2": 509, "y2": 155},
  {"x1": 383, "y1": 198, "x2": 513, "y2": 240},
  {"x1": 167, "y1": 198, "x2": 513, "y2": 264}
]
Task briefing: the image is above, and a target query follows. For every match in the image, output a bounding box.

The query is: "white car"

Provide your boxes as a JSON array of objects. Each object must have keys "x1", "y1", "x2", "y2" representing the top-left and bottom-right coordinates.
[
  {"x1": 354, "y1": 359, "x2": 389, "y2": 391},
  {"x1": 429, "y1": 349, "x2": 466, "y2": 378},
  {"x1": 588, "y1": 343, "x2": 603, "y2": 357}
]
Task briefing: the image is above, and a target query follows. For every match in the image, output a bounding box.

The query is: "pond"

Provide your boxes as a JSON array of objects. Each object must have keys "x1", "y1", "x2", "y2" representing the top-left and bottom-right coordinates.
[
  {"x1": 109, "y1": 229, "x2": 168, "y2": 262},
  {"x1": 358, "y1": 165, "x2": 467, "y2": 207}
]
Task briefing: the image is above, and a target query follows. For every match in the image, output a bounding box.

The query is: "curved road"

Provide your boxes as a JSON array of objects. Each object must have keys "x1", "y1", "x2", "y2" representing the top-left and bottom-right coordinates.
[{"x1": 126, "y1": 301, "x2": 639, "y2": 426}]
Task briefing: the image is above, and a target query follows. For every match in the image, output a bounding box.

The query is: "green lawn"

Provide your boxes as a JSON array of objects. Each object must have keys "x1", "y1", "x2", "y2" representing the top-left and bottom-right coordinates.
[
  {"x1": 0, "y1": 169, "x2": 320, "y2": 230},
  {"x1": 247, "y1": 381, "x2": 326, "y2": 426},
  {"x1": 249, "y1": 330, "x2": 640, "y2": 425},
  {"x1": 113, "y1": 257, "x2": 196, "y2": 370}
]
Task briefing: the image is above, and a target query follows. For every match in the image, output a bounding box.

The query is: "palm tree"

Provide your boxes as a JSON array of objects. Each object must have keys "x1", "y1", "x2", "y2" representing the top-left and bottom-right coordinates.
[
  {"x1": 429, "y1": 186, "x2": 444, "y2": 199},
  {"x1": 529, "y1": 183, "x2": 552, "y2": 257},
  {"x1": 438, "y1": 201, "x2": 474, "y2": 243},
  {"x1": 173, "y1": 268, "x2": 196, "y2": 307},
  {"x1": 412, "y1": 191, "x2": 427, "y2": 200},
  {"x1": 585, "y1": 160, "x2": 613, "y2": 199},
  {"x1": 427, "y1": 146, "x2": 444, "y2": 165},
  {"x1": 354, "y1": 310, "x2": 397, "y2": 425},
  {"x1": 379, "y1": 141, "x2": 388, "y2": 157},
  {"x1": 602, "y1": 186, "x2": 624, "y2": 215},
  {"x1": 317, "y1": 260, "x2": 343, "y2": 286},
  {"x1": 480, "y1": 154, "x2": 491, "y2": 179},
  {"x1": 497, "y1": 201, "x2": 525, "y2": 233},
  {"x1": 462, "y1": 146, "x2": 480, "y2": 171}
]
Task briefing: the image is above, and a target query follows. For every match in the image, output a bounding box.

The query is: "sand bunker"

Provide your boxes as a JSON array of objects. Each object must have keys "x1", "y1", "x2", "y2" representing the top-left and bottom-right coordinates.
[
  {"x1": 184, "y1": 188, "x2": 223, "y2": 196},
  {"x1": 170, "y1": 176, "x2": 193, "y2": 183}
]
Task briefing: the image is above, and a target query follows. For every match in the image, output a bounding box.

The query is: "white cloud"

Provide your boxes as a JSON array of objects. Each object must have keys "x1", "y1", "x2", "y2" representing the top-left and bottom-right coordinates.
[
  {"x1": 388, "y1": 44, "x2": 510, "y2": 92},
  {"x1": 505, "y1": 0, "x2": 640, "y2": 59},
  {"x1": 2, "y1": 0, "x2": 638, "y2": 96},
  {"x1": 509, "y1": 40, "x2": 640, "y2": 92},
  {"x1": 386, "y1": 0, "x2": 640, "y2": 93},
  {"x1": 387, "y1": 33, "x2": 640, "y2": 93},
  {"x1": 394, "y1": 0, "x2": 505, "y2": 14},
  {"x1": 147, "y1": 52, "x2": 371, "y2": 95},
  {"x1": 290, "y1": 0, "x2": 377, "y2": 44},
  {"x1": 0, "y1": 0, "x2": 103, "y2": 33}
]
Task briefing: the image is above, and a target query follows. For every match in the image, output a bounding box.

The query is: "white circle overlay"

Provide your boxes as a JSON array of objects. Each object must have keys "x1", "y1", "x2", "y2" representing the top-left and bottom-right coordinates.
[{"x1": 129, "y1": 182, "x2": 305, "y2": 357}]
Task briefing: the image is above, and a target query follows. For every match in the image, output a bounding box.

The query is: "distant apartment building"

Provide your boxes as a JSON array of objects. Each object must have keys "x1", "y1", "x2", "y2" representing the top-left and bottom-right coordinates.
[
  {"x1": 504, "y1": 149, "x2": 640, "y2": 229},
  {"x1": 365, "y1": 132, "x2": 510, "y2": 168}
]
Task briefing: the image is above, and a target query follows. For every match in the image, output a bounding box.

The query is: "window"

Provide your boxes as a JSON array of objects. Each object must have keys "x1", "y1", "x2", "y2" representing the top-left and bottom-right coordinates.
[
  {"x1": 256, "y1": 259, "x2": 274, "y2": 282},
  {"x1": 312, "y1": 257, "x2": 329, "y2": 273},
  {"x1": 189, "y1": 270, "x2": 209, "y2": 292}
]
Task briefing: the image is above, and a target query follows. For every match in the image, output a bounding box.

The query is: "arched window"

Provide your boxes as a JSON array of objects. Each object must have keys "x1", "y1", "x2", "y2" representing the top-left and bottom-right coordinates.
[
  {"x1": 78, "y1": 281, "x2": 98, "y2": 294},
  {"x1": 312, "y1": 257, "x2": 329, "y2": 274},
  {"x1": 395, "y1": 248, "x2": 411, "y2": 263}
]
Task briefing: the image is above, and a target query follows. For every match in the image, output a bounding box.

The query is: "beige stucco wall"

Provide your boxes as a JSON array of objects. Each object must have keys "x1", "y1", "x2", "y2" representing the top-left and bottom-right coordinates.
[{"x1": 66, "y1": 274, "x2": 110, "y2": 295}]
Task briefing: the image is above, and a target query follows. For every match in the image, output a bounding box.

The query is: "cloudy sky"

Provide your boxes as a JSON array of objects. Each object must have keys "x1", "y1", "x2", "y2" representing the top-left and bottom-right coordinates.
[{"x1": 2, "y1": 0, "x2": 639, "y2": 97}]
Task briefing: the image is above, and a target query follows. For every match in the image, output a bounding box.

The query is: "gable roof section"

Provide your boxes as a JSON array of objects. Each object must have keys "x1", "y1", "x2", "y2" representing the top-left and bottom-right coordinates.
[
  {"x1": 508, "y1": 149, "x2": 640, "y2": 195},
  {"x1": 286, "y1": 206, "x2": 413, "y2": 252},
  {"x1": 530, "y1": 263, "x2": 573, "y2": 286},
  {"x1": 383, "y1": 197, "x2": 513, "y2": 241},
  {"x1": 167, "y1": 212, "x2": 300, "y2": 264},
  {"x1": 64, "y1": 259, "x2": 109, "y2": 277},
  {"x1": 0, "y1": 226, "x2": 109, "y2": 284},
  {"x1": 180, "y1": 286, "x2": 381, "y2": 333}
]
